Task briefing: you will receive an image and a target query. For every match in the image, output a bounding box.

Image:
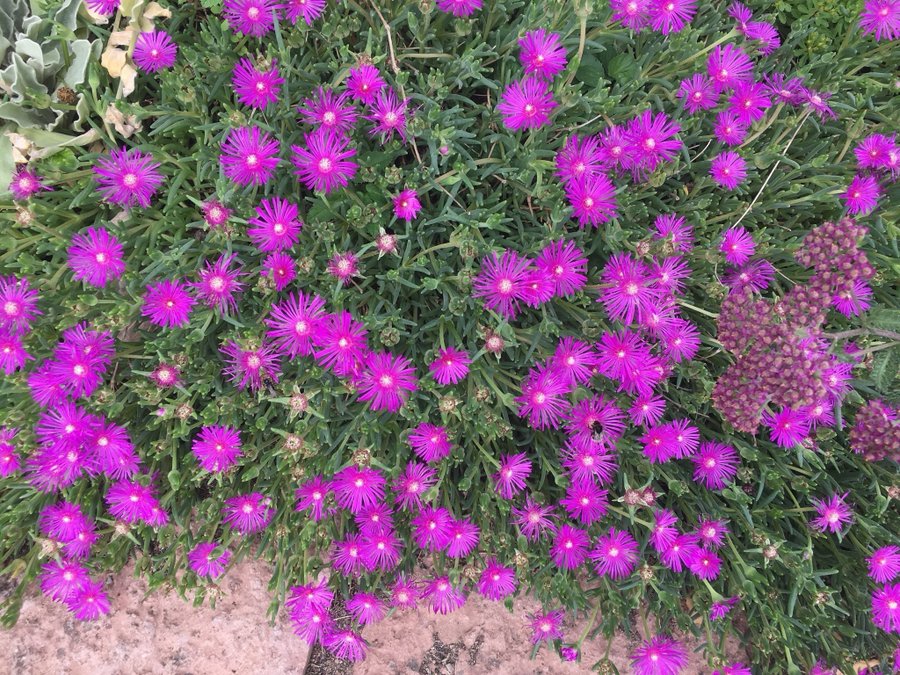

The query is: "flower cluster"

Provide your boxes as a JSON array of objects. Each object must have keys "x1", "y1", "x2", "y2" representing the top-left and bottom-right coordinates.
[{"x1": 850, "y1": 400, "x2": 900, "y2": 462}]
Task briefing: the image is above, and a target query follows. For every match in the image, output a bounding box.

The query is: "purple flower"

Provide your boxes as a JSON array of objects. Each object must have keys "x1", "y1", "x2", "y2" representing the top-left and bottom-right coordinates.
[
  {"x1": 550, "y1": 524, "x2": 589, "y2": 570},
  {"x1": 516, "y1": 364, "x2": 570, "y2": 430},
  {"x1": 188, "y1": 542, "x2": 231, "y2": 578},
  {"x1": 747, "y1": 22, "x2": 781, "y2": 55},
  {"x1": 653, "y1": 214, "x2": 694, "y2": 252},
  {"x1": 323, "y1": 630, "x2": 367, "y2": 662},
  {"x1": 358, "y1": 351, "x2": 417, "y2": 413},
  {"x1": 832, "y1": 279, "x2": 873, "y2": 317},
  {"x1": 222, "y1": 492, "x2": 274, "y2": 533},
  {"x1": 707, "y1": 43, "x2": 753, "y2": 93},
  {"x1": 696, "y1": 518, "x2": 729, "y2": 549},
  {"x1": 566, "y1": 173, "x2": 618, "y2": 228},
  {"x1": 346, "y1": 64, "x2": 385, "y2": 104},
  {"x1": 648, "y1": 0, "x2": 696, "y2": 34},
  {"x1": 561, "y1": 441, "x2": 617, "y2": 486},
  {"x1": 859, "y1": 0, "x2": 900, "y2": 41},
  {"x1": 332, "y1": 465, "x2": 385, "y2": 514},
  {"x1": 555, "y1": 135, "x2": 605, "y2": 185},
  {"x1": 291, "y1": 129, "x2": 357, "y2": 193},
  {"x1": 66, "y1": 579, "x2": 110, "y2": 621},
  {"x1": 408, "y1": 423, "x2": 452, "y2": 463},
  {"x1": 94, "y1": 147, "x2": 162, "y2": 208},
  {"x1": 106, "y1": 478, "x2": 166, "y2": 526},
  {"x1": 519, "y1": 29, "x2": 567, "y2": 79},
  {"x1": 67, "y1": 227, "x2": 125, "y2": 288},
  {"x1": 314, "y1": 311, "x2": 368, "y2": 376},
  {"x1": 393, "y1": 189, "x2": 421, "y2": 221},
  {"x1": 710, "y1": 151, "x2": 748, "y2": 190},
  {"x1": 445, "y1": 518, "x2": 480, "y2": 558},
  {"x1": 803, "y1": 89, "x2": 836, "y2": 120},
  {"x1": 868, "y1": 546, "x2": 900, "y2": 583},
  {"x1": 478, "y1": 559, "x2": 517, "y2": 601},
  {"x1": 361, "y1": 530, "x2": 401, "y2": 571},
  {"x1": 346, "y1": 592, "x2": 386, "y2": 625},
  {"x1": 223, "y1": 0, "x2": 278, "y2": 37},
  {"x1": 366, "y1": 89, "x2": 410, "y2": 143},
  {"x1": 40, "y1": 560, "x2": 89, "y2": 602},
  {"x1": 333, "y1": 535, "x2": 365, "y2": 576},
  {"x1": 0, "y1": 330, "x2": 31, "y2": 375},
  {"x1": 871, "y1": 583, "x2": 900, "y2": 633},
  {"x1": 529, "y1": 609, "x2": 565, "y2": 643},
  {"x1": 390, "y1": 575, "x2": 419, "y2": 609},
  {"x1": 327, "y1": 251, "x2": 359, "y2": 284},
  {"x1": 192, "y1": 425, "x2": 242, "y2": 473},
  {"x1": 232, "y1": 58, "x2": 283, "y2": 109},
  {"x1": 723, "y1": 259, "x2": 775, "y2": 293},
  {"x1": 393, "y1": 462, "x2": 436, "y2": 511},
  {"x1": 202, "y1": 200, "x2": 231, "y2": 228},
  {"x1": 534, "y1": 241, "x2": 587, "y2": 298},
  {"x1": 842, "y1": 174, "x2": 882, "y2": 215},
  {"x1": 764, "y1": 73, "x2": 805, "y2": 105},
  {"x1": 764, "y1": 407, "x2": 810, "y2": 447},
  {"x1": 262, "y1": 252, "x2": 296, "y2": 291},
  {"x1": 497, "y1": 77, "x2": 556, "y2": 130},
  {"x1": 0, "y1": 428, "x2": 20, "y2": 477},
  {"x1": 591, "y1": 528, "x2": 639, "y2": 579},
  {"x1": 598, "y1": 253, "x2": 660, "y2": 325},
  {"x1": 714, "y1": 111, "x2": 749, "y2": 147},
  {"x1": 630, "y1": 394, "x2": 666, "y2": 427},
  {"x1": 266, "y1": 291, "x2": 326, "y2": 358},
  {"x1": 220, "y1": 341, "x2": 282, "y2": 391},
  {"x1": 9, "y1": 168, "x2": 51, "y2": 200},
  {"x1": 422, "y1": 576, "x2": 466, "y2": 614},
  {"x1": 811, "y1": 493, "x2": 853, "y2": 534},
  {"x1": 854, "y1": 133, "x2": 897, "y2": 170},
  {"x1": 248, "y1": 197, "x2": 302, "y2": 252},
  {"x1": 428, "y1": 346, "x2": 471, "y2": 385},
  {"x1": 472, "y1": 250, "x2": 531, "y2": 319},
  {"x1": 721, "y1": 227, "x2": 756, "y2": 265},
  {"x1": 623, "y1": 110, "x2": 682, "y2": 178},
  {"x1": 193, "y1": 255, "x2": 244, "y2": 315},
  {"x1": 688, "y1": 549, "x2": 722, "y2": 580},
  {"x1": 220, "y1": 127, "x2": 280, "y2": 186},
  {"x1": 435, "y1": 0, "x2": 483, "y2": 17},
  {"x1": 660, "y1": 533, "x2": 699, "y2": 572},
  {"x1": 511, "y1": 497, "x2": 555, "y2": 542},
  {"x1": 491, "y1": 452, "x2": 531, "y2": 498},
  {"x1": 141, "y1": 279, "x2": 195, "y2": 328},
  {"x1": 284, "y1": 0, "x2": 326, "y2": 25},
  {"x1": 561, "y1": 480, "x2": 608, "y2": 525},
  {"x1": 630, "y1": 635, "x2": 688, "y2": 675},
  {"x1": 728, "y1": 80, "x2": 772, "y2": 124},
  {"x1": 713, "y1": 663, "x2": 753, "y2": 675},
  {"x1": 300, "y1": 87, "x2": 358, "y2": 134},
  {"x1": 412, "y1": 505, "x2": 453, "y2": 550},
  {"x1": 677, "y1": 74, "x2": 717, "y2": 113},
  {"x1": 88, "y1": 420, "x2": 140, "y2": 480},
  {"x1": 709, "y1": 596, "x2": 739, "y2": 621},
  {"x1": 133, "y1": 31, "x2": 177, "y2": 72},
  {"x1": 610, "y1": 0, "x2": 650, "y2": 31}
]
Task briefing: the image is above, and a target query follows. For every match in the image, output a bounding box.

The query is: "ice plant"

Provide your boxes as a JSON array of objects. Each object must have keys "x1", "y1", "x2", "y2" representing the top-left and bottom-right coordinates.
[
  {"x1": 345, "y1": 64, "x2": 385, "y2": 104},
  {"x1": 222, "y1": 0, "x2": 278, "y2": 37},
  {"x1": 232, "y1": 58, "x2": 283, "y2": 109},
  {"x1": 529, "y1": 609, "x2": 565, "y2": 643},
  {"x1": 810, "y1": 493, "x2": 853, "y2": 534},
  {"x1": 590, "y1": 528, "x2": 639, "y2": 579},
  {"x1": 867, "y1": 546, "x2": 900, "y2": 583},
  {"x1": 393, "y1": 189, "x2": 422, "y2": 221},
  {"x1": 408, "y1": 423, "x2": 452, "y2": 463},
  {"x1": 94, "y1": 147, "x2": 163, "y2": 208},
  {"x1": 630, "y1": 635, "x2": 688, "y2": 675},
  {"x1": 265, "y1": 291, "x2": 326, "y2": 358},
  {"x1": 710, "y1": 152, "x2": 748, "y2": 190},
  {"x1": 518, "y1": 29, "x2": 567, "y2": 79},
  {"x1": 291, "y1": 129, "x2": 358, "y2": 193},
  {"x1": 248, "y1": 197, "x2": 302, "y2": 252},
  {"x1": 859, "y1": 0, "x2": 900, "y2": 41},
  {"x1": 497, "y1": 77, "x2": 557, "y2": 130},
  {"x1": 478, "y1": 559, "x2": 517, "y2": 600},
  {"x1": 132, "y1": 31, "x2": 177, "y2": 72},
  {"x1": 707, "y1": 43, "x2": 753, "y2": 93},
  {"x1": 366, "y1": 89, "x2": 410, "y2": 143},
  {"x1": 692, "y1": 442, "x2": 739, "y2": 489},
  {"x1": 435, "y1": 0, "x2": 483, "y2": 18},
  {"x1": 357, "y1": 351, "x2": 417, "y2": 412},
  {"x1": 493, "y1": 453, "x2": 532, "y2": 498},
  {"x1": 193, "y1": 255, "x2": 244, "y2": 315},
  {"x1": 220, "y1": 341, "x2": 282, "y2": 391},
  {"x1": 648, "y1": 0, "x2": 696, "y2": 34},
  {"x1": 284, "y1": 0, "x2": 326, "y2": 24},
  {"x1": 222, "y1": 492, "x2": 274, "y2": 533},
  {"x1": 141, "y1": 279, "x2": 195, "y2": 328},
  {"x1": 67, "y1": 227, "x2": 125, "y2": 288},
  {"x1": 300, "y1": 87, "x2": 358, "y2": 134},
  {"x1": 842, "y1": 174, "x2": 882, "y2": 215},
  {"x1": 870, "y1": 583, "x2": 900, "y2": 633},
  {"x1": 677, "y1": 74, "x2": 717, "y2": 113},
  {"x1": 220, "y1": 127, "x2": 280, "y2": 186},
  {"x1": 192, "y1": 425, "x2": 242, "y2": 473},
  {"x1": 9, "y1": 168, "x2": 51, "y2": 200},
  {"x1": 188, "y1": 542, "x2": 232, "y2": 578}
]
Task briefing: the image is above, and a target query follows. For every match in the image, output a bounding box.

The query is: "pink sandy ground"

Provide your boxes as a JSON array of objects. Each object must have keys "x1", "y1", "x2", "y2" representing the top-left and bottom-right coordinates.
[{"x1": 3, "y1": 558, "x2": 744, "y2": 675}]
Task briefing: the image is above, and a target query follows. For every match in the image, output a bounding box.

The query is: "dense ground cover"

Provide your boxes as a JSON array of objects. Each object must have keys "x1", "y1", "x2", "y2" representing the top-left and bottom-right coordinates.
[{"x1": 1, "y1": 0, "x2": 898, "y2": 672}]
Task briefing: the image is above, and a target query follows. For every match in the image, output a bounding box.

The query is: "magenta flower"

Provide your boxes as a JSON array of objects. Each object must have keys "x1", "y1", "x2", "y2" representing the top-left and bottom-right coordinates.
[
  {"x1": 193, "y1": 255, "x2": 244, "y2": 315},
  {"x1": 723, "y1": 259, "x2": 775, "y2": 293},
  {"x1": 393, "y1": 189, "x2": 421, "y2": 221},
  {"x1": 598, "y1": 124, "x2": 628, "y2": 167},
  {"x1": 728, "y1": 80, "x2": 772, "y2": 124},
  {"x1": 859, "y1": 0, "x2": 900, "y2": 41},
  {"x1": 422, "y1": 576, "x2": 466, "y2": 614},
  {"x1": 709, "y1": 596, "x2": 739, "y2": 621},
  {"x1": 720, "y1": 226, "x2": 755, "y2": 265},
  {"x1": 222, "y1": 492, "x2": 274, "y2": 533},
  {"x1": 87, "y1": 0, "x2": 120, "y2": 16},
  {"x1": 596, "y1": 329, "x2": 663, "y2": 396},
  {"x1": 0, "y1": 330, "x2": 31, "y2": 375},
  {"x1": 552, "y1": 337, "x2": 597, "y2": 388},
  {"x1": 472, "y1": 249, "x2": 531, "y2": 319},
  {"x1": 561, "y1": 480, "x2": 608, "y2": 525},
  {"x1": 9, "y1": 168, "x2": 51, "y2": 200},
  {"x1": 854, "y1": 133, "x2": 897, "y2": 170},
  {"x1": 291, "y1": 129, "x2": 357, "y2": 193},
  {"x1": 220, "y1": 127, "x2": 280, "y2": 186},
  {"x1": 378, "y1": 232, "x2": 398, "y2": 256},
  {"x1": 262, "y1": 252, "x2": 296, "y2": 291},
  {"x1": 710, "y1": 152, "x2": 748, "y2": 190},
  {"x1": 868, "y1": 546, "x2": 900, "y2": 583},
  {"x1": 566, "y1": 173, "x2": 618, "y2": 228},
  {"x1": 295, "y1": 476, "x2": 331, "y2": 522},
  {"x1": 332, "y1": 465, "x2": 385, "y2": 514},
  {"x1": 696, "y1": 518, "x2": 729, "y2": 549},
  {"x1": 412, "y1": 505, "x2": 453, "y2": 550},
  {"x1": 630, "y1": 394, "x2": 666, "y2": 427},
  {"x1": 66, "y1": 579, "x2": 110, "y2": 621},
  {"x1": 333, "y1": 535, "x2": 365, "y2": 576},
  {"x1": 223, "y1": 0, "x2": 278, "y2": 37},
  {"x1": 67, "y1": 227, "x2": 125, "y2": 288},
  {"x1": 511, "y1": 497, "x2": 555, "y2": 541},
  {"x1": 232, "y1": 58, "x2": 283, "y2": 109},
  {"x1": 811, "y1": 493, "x2": 853, "y2": 534},
  {"x1": 804, "y1": 89, "x2": 836, "y2": 120},
  {"x1": 393, "y1": 462, "x2": 436, "y2": 511},
  {"x1": 435, "y1": 0, "x2": 482, "y2": 17},
  {"x1": 764, "y1": 72, "x2": 806, "y2": 105},
  {"x1": 360, "y1": 530, "x2": 401, "y2": 571},
  {"x1": 390, "y1": 575, "x2": 419, "y2": 609},
  {"x1": 598, "y1": 253, "x2": 660, "y2": 325},
  {"x1": 610, "y1": 0, "x2": 650, "y2": 31},
  {"x1": 446, "y1": 518, "x2": 480, "y2": 558},
  {"x1": 550, "y1": 524, "x2": 590, "y2": 570},
  {"x1": 299, "y1": 87, "x2": 357, "y2": 134},
  {"x1": 555, "y1": 135, "x2": 605, "y2": 186},
  {"x1": 707, "y1": 43, "x2": 753, "y2": 93},
  {"x1": 516, "y1": 364, "x2": 570, "y2": 429},
  {"x1": 0, "y1": 275, "x2": 40, "y2": 330},
  {"x1": 408, "y1": 423, "x2": 452, "y2": 463},
  {"x1": 747, "y1": 21, "x2": 781, "y2": 55},
  {"x1": 650, "y1": 509, "x2": 679, "y2": 551},
  {"x1": 871, "y1": 583, "x2": 900, "y2": 633},
  {"x1": 220, "y1": 341, "x2": 282, "y2": 391},
  {"x1": 192, "y1": 425, "x2": 242, "y2": 473},
  {"x1": 105, "y1": 478, "x2": 163, "y2": 525},
  {"x1": 842, "y1": 174, "x2": 882, "y2": 215},
  {"x1": 142, "y1": 279, "x2": 195, "y2": 328},
  {"x1": 677, "y1": 74, "x2": 717, "y2": 113},
  {"x1": 529, "y1": 609, "x2": 565, "y2": 643},
  {"x1": 95, "y1": 147, "x2": 162, "y2": 208},
  {"x1": 624, "y1": 110, "x2": 682, "y2": 177},
  {"x1": 266, "y1": 291, "x2": 326, "y2": 358},
  {"x1": 202, "y1": 200, "x2": 230, "y2": 228},
  {"x1": 648, "y1": 0, "x2": 696, "y2": 34},
  {"x1": 492, "y1": 452, "x2": 531, "y2": 498},
  {"x1": 89, "y1": 420, "x2": 140, "y2": 480},
  {"x1": 0, "y1": 428, "x2": 20, "y2": 477},
  {"x1": 428, "y1": 346, "x2": 470, "y2": 385},
  {"x1": 478, "y1": 559, "x2": 517, "y2": 601},
  {"x1": 764, "y1": 407, "x2": 810, "y2": 447},
  {"x1": 284, "y1": 0, "x2": 326, "y2": 24},
  {"x1": 729, "y1": 3, "x2": 752, "y2": 32},
  {"x1": 688, "y1": 549, "x2": 722, "y2": 580},
  {"x1": 290, "y1": 601, "x2": 333, "y2": 644},
  {"x1": 345, "y1": 64, "x2": 385, "y2": 104},
  {"x1": 40, "y1": 560, "x2": 89, "y2": 602},
  {"x1": 314, "y1": 311, "x2": 368, "y2": 376},
  {"x1": 714, "y1": 110, "x2": 749, "y2": 146},
  {"x1": 561, "y1": 441, "x2": 617, "y2": 486},
  {"x1": 497, "y1": 77, "x2": 556, "y2": 131},
  {"x1": 591, "y1": 528, "x2": 639, "y2": 579},
  {"x1": 366, "y1": 89, "x2": 410, "y2": 143},
  {"x1": 133, "y1": 31, "x2": 177, "y2": 72},
  {"x1": 327, "y1": 251, "x2": 359, "y2": 284},
  {"x1": 248, "y1": 197, "x2": 302, "y2": 252},
  {"x1": 631, "y1": 635, "x2": 688, "y2": 675},
  {"x1": 358, "y1": 351, "x2": 417, "y2": 413},
  {"x1": 323, "y1": 630, "x2": 367, "y2": 662},
  {"x1": 519, "y1": 29, "x2": 567, "y2": 79},
  {"x1": 534, "y1": 240, "x2": 587, "y2": 297},
  {"x1": 660, "y1": 533, "x2": 699, "y2": 572},
  {"x1": 188, "y1": 542, "x2": 232, "y2": 578},
  {"x1": 346, "y1": 592, "x2": 385, "y2": 625}
]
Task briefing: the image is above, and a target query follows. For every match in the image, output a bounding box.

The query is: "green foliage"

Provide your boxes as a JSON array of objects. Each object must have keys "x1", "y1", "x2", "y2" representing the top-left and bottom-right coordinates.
[{"x1": 1, "y1": 0, "x2": 898, "y2": 672}]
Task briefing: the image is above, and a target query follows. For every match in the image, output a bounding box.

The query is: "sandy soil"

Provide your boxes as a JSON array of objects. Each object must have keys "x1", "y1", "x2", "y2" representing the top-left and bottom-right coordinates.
[{"x1": 3, "y1": 559, "x2": 743, "y2": 675}]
